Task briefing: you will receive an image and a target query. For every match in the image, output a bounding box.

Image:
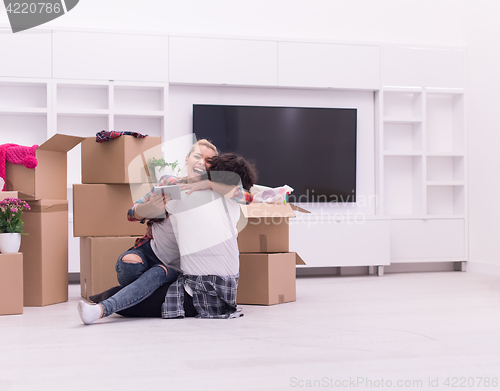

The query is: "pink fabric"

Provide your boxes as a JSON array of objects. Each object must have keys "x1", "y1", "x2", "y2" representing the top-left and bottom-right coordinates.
[{"x1": 0, "y1": 143, "x2": 39, "y2": 191}]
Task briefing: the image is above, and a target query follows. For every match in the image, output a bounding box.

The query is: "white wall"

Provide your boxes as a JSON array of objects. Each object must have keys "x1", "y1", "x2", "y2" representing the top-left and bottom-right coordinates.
[{"x1": 2, "y1": 0, "x2": 499, "y2": 267}]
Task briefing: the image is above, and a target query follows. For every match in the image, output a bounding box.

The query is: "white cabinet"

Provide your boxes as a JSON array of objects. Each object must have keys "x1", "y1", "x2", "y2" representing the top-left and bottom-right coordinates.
[
  {"x1": 0, "y1": 29, "x2": 51, "y2": 78},
  {"x1": 381, "y1": 46, "x2": 465, "y2": 89},
  {"x1": 390, "y1": 219, "x2": 465, "y2": 261},
  {"x1": 169, "y1": 37, "x2": 278, "y2": 86},
  {"x1": 52, "y1": 32, "x2": 169, "y2": 82},
  {"x1": 377, "y1": 88, "x2": 466, "y2": 217},
  {"x1": 289, "y1": 217, "x2": 390, "y2": 267},
  {"x1": 278, "y1": 42, "x2": 380, "y2": 89}
]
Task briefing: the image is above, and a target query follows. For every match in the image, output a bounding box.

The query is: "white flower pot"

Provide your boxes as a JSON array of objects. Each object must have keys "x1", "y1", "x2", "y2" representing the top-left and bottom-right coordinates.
[{"x1": 0, "y1": 233, "x2": 21, "y2": 254}]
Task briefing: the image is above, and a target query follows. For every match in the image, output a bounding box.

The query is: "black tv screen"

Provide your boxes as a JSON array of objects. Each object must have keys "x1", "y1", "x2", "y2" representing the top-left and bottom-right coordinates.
[{"x1": 193, "y1": 104, "x2": 357, "y2": 203}]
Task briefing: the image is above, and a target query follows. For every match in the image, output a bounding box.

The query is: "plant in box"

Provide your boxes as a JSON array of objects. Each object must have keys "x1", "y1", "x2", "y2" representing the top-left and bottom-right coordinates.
[{"x1": 0, "y1": 198, "x2": 30, "y2": 253}]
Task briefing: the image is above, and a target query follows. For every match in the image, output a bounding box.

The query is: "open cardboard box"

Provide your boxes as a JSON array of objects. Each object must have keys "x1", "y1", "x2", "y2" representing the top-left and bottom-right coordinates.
[
  {"x1": 81, "y1": 136, "x2": 162, "y2": 184},
  {"x1": 73, "y1": 183, "x2": 152, "y2": 237},
  {"x1": 237, "y1": 252, "x2": 306, "y2": 305},
  {"x1": 80, "y1": 236, "x2": 140, "y2": 299},
  {"x1": 0, "y1": 253, "x2": 23, "y2": 315},
  {"x1": 5, "y1": 134, "x2": 84, "y2": 200},
  {"x1": 20, "y1": 199, "x2": 69, "y2": 306},
  {"x1": 237, "y1": 203, "x2": 309, "y2": 253}
]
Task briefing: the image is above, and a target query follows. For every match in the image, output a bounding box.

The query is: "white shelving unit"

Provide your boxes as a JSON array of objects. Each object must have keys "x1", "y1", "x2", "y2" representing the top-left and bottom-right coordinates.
[{"x1": 377, "y1": 86, "x2": 467, "y2": 263}]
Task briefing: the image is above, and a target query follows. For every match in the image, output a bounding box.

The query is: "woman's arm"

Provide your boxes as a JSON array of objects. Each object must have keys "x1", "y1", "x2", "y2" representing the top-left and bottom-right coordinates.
[
  {"x1": 127, "y1": 175, "x2": 184, "y2": 222},
  {"x1": 180, "y1": 180, "x2": 253, "y2": 205}
]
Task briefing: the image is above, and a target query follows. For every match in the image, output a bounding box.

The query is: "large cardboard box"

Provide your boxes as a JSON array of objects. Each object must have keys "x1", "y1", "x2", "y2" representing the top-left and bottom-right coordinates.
[
  {"x1": 0, "y1": 253, "x2": 23, "y2": 315},
  {"x1": 237, "y1": 203, "x2": 297, "y2": 253},
  {"x1": 81, "y1": 136, "x2": 162, "y2": 184},
  {"x1": 237, "y1": 252, "x2": 305, "y2": 305},
  {"x1": 5, "y1": 134, "x2": 84, "y2": 200},
  {"x1": 73, "y1": 183, "x2": 151, "y2": 237},
  {"x1": 20, "y1": 199, "x2": 69, "y2": 306},
  {"x1": 80, "y1": 236, "x2": 140, "y2": 299}
]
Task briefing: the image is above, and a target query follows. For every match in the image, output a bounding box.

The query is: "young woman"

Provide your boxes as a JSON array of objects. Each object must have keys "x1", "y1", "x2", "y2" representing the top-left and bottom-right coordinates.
[{"x1": 78, "y1": 152, "x2": 257, "y2": 324}]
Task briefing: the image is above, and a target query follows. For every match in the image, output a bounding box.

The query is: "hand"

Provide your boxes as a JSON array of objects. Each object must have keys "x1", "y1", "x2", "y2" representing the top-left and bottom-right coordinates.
[{"x1": 180, "y1": 180, "x2": 211, "y2": 194}]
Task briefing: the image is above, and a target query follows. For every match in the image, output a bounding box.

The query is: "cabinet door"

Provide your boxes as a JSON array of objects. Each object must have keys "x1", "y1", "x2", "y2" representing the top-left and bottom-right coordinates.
[
  {"x1": 53, "y1": 31, "x2": 169, "y2": 82},
  {"x1": 382, "y1": 46, "x2": 465, "y2": 88},
  {"x1": 278, "y1": 42, "x2": 380, "y2": 89},
  {"x1": 169, "y1": 37, "x2": 278, "y2": 86},
  {"x1": 390, "y1": 219, "x2": 465, "y2": 261},
  {"x1": 289, "y1": 218, "x2": 390, "y2": 267},
  {"x1": 0, "y1": 28, "x2": 51, "y2": 78}
]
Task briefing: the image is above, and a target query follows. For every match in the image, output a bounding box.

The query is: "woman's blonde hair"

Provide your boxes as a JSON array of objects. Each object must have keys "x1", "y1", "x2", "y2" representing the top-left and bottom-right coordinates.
[{"x1": 187, "y1": 139, "x2": 218, "y2": 157}]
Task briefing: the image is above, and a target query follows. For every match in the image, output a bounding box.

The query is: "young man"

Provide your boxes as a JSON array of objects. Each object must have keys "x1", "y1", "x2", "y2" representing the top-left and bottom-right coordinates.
[{"x1": 78, "y1": 153, "x2": 257, "y2": 324}]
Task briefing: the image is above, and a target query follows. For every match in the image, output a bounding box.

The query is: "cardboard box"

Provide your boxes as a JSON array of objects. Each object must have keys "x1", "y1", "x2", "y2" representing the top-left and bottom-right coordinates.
[
  {"x1": 20, "y1": 199, "x2": 69, "y2": 306},
  {"x1": 237, "y1": 203, "x2": 297, "y2": 253},
  {"x1": 5, "y1": 134, "x2": 84, "y2": 200},
  {"x1": 0, "y1": 191, "x2": 21, "y2": 202},
  {"x1": 0, "y1": 253, "x2": 23, "y2": 315},
  {"x1": 237, "y1": 252, "x2": 305, "y2": 305},
  {"x1": 81, "y1": 136, "x2": 162, "y2": 184},
  {"x1": 73, "y1": 183, "x2": 152, "y2": 237},
  {"x1": 80, "y1": 236, "x2": 140, "y2": 299}
]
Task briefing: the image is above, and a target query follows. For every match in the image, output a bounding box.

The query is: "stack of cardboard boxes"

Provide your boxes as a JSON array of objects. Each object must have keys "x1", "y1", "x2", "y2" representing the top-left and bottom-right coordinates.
[
  {"x1": 73, "y1": 136, "x2": 162, "y2": 299},
  {"x1": 236, "y1": 203, "x2": 306, "y2": 305},
  {"x1": 2, "y1": 134, "x2": 84, "y2": 309}
]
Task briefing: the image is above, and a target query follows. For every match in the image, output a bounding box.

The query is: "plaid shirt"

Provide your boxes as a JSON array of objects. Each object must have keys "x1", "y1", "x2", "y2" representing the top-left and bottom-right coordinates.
[
  {"x1": 162, "y1": 274, "x2": 243, "y2": 319},
  {"x1": 128, "y1": 175, "x2": 253, "y2": 248}
]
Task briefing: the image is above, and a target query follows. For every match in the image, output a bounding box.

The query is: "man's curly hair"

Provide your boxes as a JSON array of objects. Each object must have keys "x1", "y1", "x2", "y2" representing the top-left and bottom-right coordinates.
[{"x1": 206, "y1": 153, "x2": 258, "y2": 191}]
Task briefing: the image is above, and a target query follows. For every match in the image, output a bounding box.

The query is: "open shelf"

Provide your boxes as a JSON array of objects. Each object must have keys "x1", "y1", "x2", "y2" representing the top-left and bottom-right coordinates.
[
  {"x1": 383, "y1": 90, "x2": 422, "y2": 118},
  {"x1": 0, "y1": 81, "x2": 47, "y2": 110},
  {"x1": 114, "y1": 86, "x2": 164, "y2": 111},
  {"x1": 383, "y1": 121, "x2": 423, "y2": 153},
  {"x1": 57, "y1": 84, "x2": 109, "y2": 111},
  {"x1": 426, "y1": 92, "x2": 464, "y2": 154},
  {"x1": 0, "y1": 113, "x2": 47, "y2": 144},
  {"x1": 383, "y1": 155, "x2": 424, "y2": 215},
  {"x1": 426, "y1": 155, "x2": 464, "y2": 182},
  {"x1": 56, "y1": 114, "x2": 108, "y2": 137},
  {"x1": 426, "y1": 185, "x2": 464, "y2": 215}
]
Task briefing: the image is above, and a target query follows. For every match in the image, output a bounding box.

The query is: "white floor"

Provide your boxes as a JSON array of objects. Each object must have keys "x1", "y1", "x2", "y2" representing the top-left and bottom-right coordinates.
[{"x1": 1, "y1": 271, "x2": 500, "y2": 391}]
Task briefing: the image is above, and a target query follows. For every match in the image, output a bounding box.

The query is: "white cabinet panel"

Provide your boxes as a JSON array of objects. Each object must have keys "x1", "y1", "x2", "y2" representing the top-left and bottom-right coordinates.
[
  {"x1": 289, "y1": 218, "x2": 390, "y2": 267},
  {"x1": 0, "y1": 28, "x2": 51, "y2": 78},
  {"x1": 53, "y1": 32, "x2": 168, "y2": 82},
  {"x1": 390, "y1": 219, "x2": 465, "y2": 261},
  {"x1": 278, "y1": 42, "x2": 380, "y2": 89},
  {"x1": 382, "y1": 46, "x2": 464, "y2": 88},
  {"x1": 169, "y1": 37, "x2": 278, "y2": 86}
]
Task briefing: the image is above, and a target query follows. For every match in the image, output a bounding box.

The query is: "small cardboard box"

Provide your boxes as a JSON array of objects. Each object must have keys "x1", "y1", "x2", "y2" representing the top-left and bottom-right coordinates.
[
  {"x1": 237, "y1": 203, "x2": 297, "y2": 253},
  {"x1": 81, "y1": 136, "x2": 162, "y2": 184},
  {"x1": 237, "y1": 252, "x2": 305, "y2": 305},
  {"x1": 0, "y1": 191, "x2": 21, "y2": 202},
  {"x1": 5, "y1": 134, "x2": 84, "y2": 200},
  {"x1": 0, "y1": 253, "x2": 23, "y2": 315},
  {"x1": 80, "y1": 236, "x2": 140, "y2": 300},
  {"x1": 73, "y1": 183, "x2": 152, "y2": 237},
  {"x1": 19, "y1": 199, "x2": 69, "y2": 306}
]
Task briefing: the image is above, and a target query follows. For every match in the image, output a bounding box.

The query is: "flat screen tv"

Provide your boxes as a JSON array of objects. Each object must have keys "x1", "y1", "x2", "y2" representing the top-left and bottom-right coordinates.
[{"x1": 193, "y1": 104, "x2": 357, "y2": 203}]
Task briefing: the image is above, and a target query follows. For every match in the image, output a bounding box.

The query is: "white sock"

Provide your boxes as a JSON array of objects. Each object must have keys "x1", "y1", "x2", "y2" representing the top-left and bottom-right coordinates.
[{"x1": 78, "y1": 300, "x2": 102, "y2": 325}]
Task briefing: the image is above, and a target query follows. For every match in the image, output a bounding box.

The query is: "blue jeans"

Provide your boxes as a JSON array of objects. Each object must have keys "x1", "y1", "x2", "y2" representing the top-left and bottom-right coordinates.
[{"x1": 100, "y1": 241, "x2": 181, "y2": 317}]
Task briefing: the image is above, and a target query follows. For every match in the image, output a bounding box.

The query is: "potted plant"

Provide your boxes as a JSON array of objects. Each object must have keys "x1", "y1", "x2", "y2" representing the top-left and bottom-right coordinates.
[
  {"x1": 147, "y1": 157, "x2": 181, "y2": 182},
  {"x1": 0, "y1": 197, "x2": 30, "y2": 253}
]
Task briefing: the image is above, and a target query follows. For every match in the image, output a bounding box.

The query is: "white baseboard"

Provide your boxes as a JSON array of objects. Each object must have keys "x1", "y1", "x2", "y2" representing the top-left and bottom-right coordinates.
[{"x1": 466, "y1": 261, "x2": 500, "y2": 277}]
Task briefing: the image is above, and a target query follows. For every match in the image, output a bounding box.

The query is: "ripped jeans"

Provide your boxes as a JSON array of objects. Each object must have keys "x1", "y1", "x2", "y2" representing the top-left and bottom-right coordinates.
[{"x1": 100, "y1": 240, "x2": 181, "y2": 317}]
